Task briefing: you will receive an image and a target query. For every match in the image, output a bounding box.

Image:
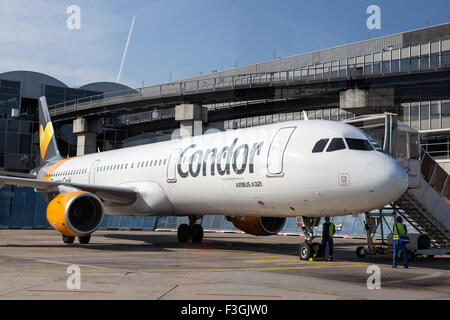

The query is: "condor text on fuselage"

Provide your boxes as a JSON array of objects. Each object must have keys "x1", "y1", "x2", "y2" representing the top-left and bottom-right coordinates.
[{"x1": 177, "y1": 138, "x2": 264, "y2": 178}]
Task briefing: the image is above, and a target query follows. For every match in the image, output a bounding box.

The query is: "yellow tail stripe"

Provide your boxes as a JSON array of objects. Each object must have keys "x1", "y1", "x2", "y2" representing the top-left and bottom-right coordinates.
[
  {"x1": 39, "y1": 123, "x2": 54, "y2": 159},
  {"x1": 43, "y1": 157, "x2": 73, "y2": 181}
]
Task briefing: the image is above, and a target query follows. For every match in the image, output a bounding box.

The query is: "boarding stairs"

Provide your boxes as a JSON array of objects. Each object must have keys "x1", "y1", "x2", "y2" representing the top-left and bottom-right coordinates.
[
  {"x1": 344, "y1": 113, "x2": 450, "y2": 249},
  {"x1": 396, "y1": 153, "x2": 450, "y2": 248}
]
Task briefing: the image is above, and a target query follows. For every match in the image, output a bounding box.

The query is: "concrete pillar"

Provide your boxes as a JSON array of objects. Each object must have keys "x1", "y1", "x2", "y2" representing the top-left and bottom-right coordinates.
[
  {"x1": 340, "y1": 88, "x2": 395, "y2": 115},
  {"x1": 175, "y1": 104, "x2": 207, "y2": 138},
  {"x1": 73, "y1": 118, "x2": 101, "y2": 156}
]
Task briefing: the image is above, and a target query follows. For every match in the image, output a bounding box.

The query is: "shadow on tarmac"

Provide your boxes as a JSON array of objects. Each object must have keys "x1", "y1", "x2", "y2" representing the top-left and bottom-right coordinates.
[
  {"x1": 1, "y1": 231, "x2": 448, "y2": 274},
  {"x1": 102, "y1": 232, "x2": 450, "y2": 272}
]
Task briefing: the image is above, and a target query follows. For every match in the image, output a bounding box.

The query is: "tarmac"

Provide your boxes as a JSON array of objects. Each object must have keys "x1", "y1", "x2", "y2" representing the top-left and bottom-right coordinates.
[{"x1": 0, "y1": 229, "x2": 448, "y2": 300}]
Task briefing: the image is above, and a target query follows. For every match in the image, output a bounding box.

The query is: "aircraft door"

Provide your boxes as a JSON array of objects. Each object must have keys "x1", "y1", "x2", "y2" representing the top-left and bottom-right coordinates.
[
  {"x1": 267, "y1": 126, "x2": 296, "y2": 176},
  {"x1": 167, "y1": 148, "x2": 182, "y2": 183},
  {"x1": 89, "y1": 159, "x2": 100, "y2": 184}
]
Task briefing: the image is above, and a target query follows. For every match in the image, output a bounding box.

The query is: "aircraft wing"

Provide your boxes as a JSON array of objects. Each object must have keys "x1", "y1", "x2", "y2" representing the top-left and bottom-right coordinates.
[{"x1": 0, "y1": 176, "x2": 137, "y2": 205}]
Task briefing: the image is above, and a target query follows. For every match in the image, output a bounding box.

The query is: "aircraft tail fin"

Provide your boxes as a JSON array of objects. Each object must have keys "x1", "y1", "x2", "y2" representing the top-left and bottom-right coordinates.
[{"x1": 38, "y1": 96, "x2": 62, "y2": 165}]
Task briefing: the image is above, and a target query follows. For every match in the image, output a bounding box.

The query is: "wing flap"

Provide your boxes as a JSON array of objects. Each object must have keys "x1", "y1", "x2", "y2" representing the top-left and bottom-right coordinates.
[{"x1": 0, "y1": 176, "x2": 137, "y2": 205}]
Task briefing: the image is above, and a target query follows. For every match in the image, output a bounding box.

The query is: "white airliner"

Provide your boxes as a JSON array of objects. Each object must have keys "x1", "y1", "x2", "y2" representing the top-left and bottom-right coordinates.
[{"x1": 0, "y1": 97, "x2": 409, "y2": 260}]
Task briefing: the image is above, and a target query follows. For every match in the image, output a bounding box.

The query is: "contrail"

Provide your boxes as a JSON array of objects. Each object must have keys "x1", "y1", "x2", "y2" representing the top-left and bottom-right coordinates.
[{"x1": 116, "y1": 16, "x2": 136, "y2": 83}]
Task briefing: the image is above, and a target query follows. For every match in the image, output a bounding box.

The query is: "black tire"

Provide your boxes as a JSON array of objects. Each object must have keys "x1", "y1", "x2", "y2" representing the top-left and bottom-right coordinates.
[
  {"x1": 177, "y1": 224, "x2": 191, "y2": 243},
  {"x1": 62, "y1": 235, "x2": 75, "y2": 244},
  {"x1": 190, "y1": 224, "x2": 204, "y2": 243},
  {"x1": 78, "y1": 235, "x2": 91, "y2": 244},
  {"x1": 299, "y1": 243, "x2": 312, "y2": 261},
  {"x1": 312, "y1": 243, "x2": 322, "y2": 258},
  {"x1": 356, "y1": 246, "x2": 367, "y2": 259}
]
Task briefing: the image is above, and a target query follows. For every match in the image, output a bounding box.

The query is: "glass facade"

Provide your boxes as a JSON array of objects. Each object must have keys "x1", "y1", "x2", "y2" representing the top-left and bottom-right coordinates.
[
  {"x1": 401, "y1": 100, "x2": 450, "y2": 159},
  {"x1": 44, "y1": 85, "x2": 102, "y2": 107},
  {"x1": 0, "y1": 118, "x2": 37, "y2": 171},
  {"x1": 280, "y1": 39, "x2": 450, "y2": 82},
  {"x1": 402, "y1": 100, "x2": 450, "y2": 131},
  {"x1": 223, "y1": 107, "x2": 355, "y2": 130},
  {"x1": 0, "y1": 80, "x2": 20, "y2": 118}
]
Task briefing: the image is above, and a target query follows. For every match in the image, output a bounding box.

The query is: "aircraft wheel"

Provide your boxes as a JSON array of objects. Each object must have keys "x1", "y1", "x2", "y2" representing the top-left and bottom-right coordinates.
[
  {"x1": 78, "y1": 235, "x2": 91, "y2": 244},
  {"x1": 190, "y1": 224, "x2": 204, "y2": 243},
  {"x1": 63, "y1": 234, "x2": 75, "y2": 243},
  {"x1": 312, "y1": 243, "x2": 322, "y2": 258},
  {"x1": 299, "y1": 243, "x2": 312, "y2": 261},
  {"x1": 177, "y1": 224, "x2": 191, "y2": 243},
  {"x1": 62, "y1": 235, "x2": 75, "y2": 244},
  {"x1": 356, "y1": 246, "x2": 367, "y2": 259}
]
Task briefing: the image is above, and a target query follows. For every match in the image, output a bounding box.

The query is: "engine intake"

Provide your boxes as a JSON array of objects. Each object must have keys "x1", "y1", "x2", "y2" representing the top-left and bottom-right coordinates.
[
  {"x1": 229, "y1": 216, "x2": 286, "y2": 236},
  {"x1": 47, "y1": 192, "x2": 104, "y2": 237}
]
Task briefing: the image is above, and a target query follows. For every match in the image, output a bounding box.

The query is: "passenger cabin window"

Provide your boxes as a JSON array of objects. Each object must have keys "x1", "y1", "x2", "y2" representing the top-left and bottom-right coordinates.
[
  {"x1": 326, "y1": 138, "x2": 346, "y2": 152},
  {"x1": 345, "y1": 138, "x2": 374, "y2": 151},
  {"x1": 312, "y1": 139, "x2": 329, "y2": 153}
]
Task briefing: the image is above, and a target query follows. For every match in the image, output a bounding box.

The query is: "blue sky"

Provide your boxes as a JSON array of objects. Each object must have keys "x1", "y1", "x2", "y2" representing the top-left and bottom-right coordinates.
[{"x1": 1, "y1": 0, "x2": 449, "y2": 88}]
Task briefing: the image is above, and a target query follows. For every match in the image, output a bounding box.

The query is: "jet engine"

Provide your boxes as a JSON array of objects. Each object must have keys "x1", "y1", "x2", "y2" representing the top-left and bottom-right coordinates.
[
  {"x1": 229, "y1": 216, "x2": 286, "y2": 236},
  {"x1": 46, "y1": 191, "x2": 104, "y2": 237}
]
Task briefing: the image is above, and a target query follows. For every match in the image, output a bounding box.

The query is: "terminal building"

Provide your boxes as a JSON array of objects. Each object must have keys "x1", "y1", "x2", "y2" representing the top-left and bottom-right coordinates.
[{"x1": 1, "y1": 23, "x2": 449, "y2": 239}]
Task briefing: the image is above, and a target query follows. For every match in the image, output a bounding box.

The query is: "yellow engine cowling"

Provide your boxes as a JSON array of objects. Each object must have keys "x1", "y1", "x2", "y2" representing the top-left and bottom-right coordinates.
[
  {"x1": 46, "y1": 191, "x2": 104, "y2": 237},
  {"x1": 229, "y1": 216, "x2": 287, "y2": 236}
]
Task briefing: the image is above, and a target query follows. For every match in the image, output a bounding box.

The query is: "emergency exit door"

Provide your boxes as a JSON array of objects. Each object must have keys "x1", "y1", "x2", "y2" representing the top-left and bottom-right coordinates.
[
  {"x1": 89, "y1": 159, "x2": 100, "y2": 184},
  {"x1": 267, "y1": 127, "x2": 296, "y2": 176},
  {"x1": 167, "y1": 148, "x2": 182, "y2": 183}
]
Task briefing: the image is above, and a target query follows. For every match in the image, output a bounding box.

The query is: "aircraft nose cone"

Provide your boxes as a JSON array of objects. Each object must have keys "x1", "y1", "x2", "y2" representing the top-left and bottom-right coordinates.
[{"x1": 365, "y1": 156, "x2": 409, "y2": 207}]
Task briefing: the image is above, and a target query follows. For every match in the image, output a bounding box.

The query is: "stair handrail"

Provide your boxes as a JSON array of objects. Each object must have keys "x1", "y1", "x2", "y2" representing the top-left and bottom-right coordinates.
[{"x1": 420, "y1": 148, "x2": 449, "y2": 202}]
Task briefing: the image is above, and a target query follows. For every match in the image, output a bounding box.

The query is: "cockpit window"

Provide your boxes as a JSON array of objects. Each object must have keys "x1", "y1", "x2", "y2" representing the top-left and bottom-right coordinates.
[
  {"x1": 312, "y1": 139, "x2": 329, "y2": 153},
  {"x1": 345, "y1": 138, "x2": 374, "y2": 151},
  {"x1": 326, "y1": 138, "x2": 346, "y2": 152}
]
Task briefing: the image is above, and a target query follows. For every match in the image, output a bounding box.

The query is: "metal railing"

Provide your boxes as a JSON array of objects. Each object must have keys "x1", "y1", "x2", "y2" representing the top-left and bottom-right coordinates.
[
  {"x1": 118, "y1": 108, "x2": 175, "y2": 126},
  {"x1": 48, "y1": 44, "x2": 450, "y2": 116},
  {"x1": 420, "y1": 149, "x2": 450, "y2": 202}
]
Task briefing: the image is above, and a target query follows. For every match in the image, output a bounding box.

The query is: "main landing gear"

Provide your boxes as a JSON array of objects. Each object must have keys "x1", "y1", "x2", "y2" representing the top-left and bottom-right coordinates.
[
  {"x1": 298, "y1": 217, "x2": 322, "y2": 260},
  {"x1": 62, "y1": 234, "x2": 91, "y2": 244},
  {"x1": 177, "y1": 215, "x2": 204, "y2": 243}
]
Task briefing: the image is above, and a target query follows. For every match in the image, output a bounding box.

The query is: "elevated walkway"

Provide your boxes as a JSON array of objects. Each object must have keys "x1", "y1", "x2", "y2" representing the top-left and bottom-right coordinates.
[{"x1": 47, "y1": 33, "x2": 450, "y2": 122}]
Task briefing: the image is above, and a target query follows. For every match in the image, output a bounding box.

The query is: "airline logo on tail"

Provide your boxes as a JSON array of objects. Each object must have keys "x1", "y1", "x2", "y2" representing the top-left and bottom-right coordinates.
[
  {"x1": 38, "y1": 96, "x2": 62, "y2": 164},
  {"x1": 39, "y1": 122, "x2": 54, "y2": 159}
]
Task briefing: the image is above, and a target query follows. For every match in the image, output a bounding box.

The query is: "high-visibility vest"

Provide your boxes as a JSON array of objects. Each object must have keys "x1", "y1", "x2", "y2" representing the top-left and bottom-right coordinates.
[
  {"x1": 329, "y1": 223, "x2": 335, "y2": 238},
  {"x1": 393, "y1": 223, "x2": 406, "y2": 240}
]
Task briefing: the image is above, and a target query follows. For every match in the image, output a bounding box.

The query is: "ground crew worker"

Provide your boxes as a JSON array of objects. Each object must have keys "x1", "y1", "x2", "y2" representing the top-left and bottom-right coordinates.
[
  {"x1": 320, "y1": 217, "x2": 336, "y2": 261},
  {"x1": 393, "y1": 216, "x2": 408, "y2": 268}
]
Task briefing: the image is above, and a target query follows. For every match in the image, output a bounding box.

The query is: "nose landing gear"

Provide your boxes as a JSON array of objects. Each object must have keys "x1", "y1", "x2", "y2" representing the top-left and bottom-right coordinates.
[{"x1": 298, "y1": 217, "x2": 323, "y2": 260}]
